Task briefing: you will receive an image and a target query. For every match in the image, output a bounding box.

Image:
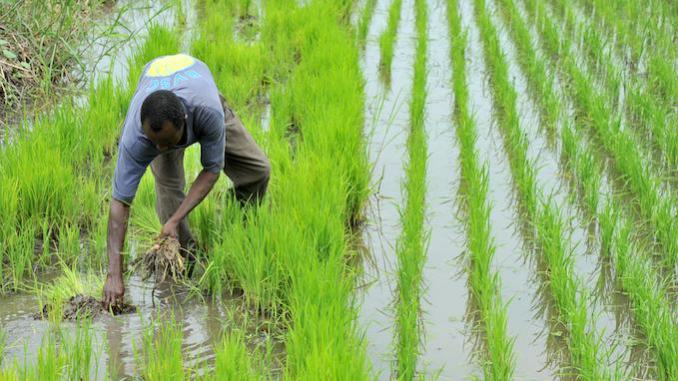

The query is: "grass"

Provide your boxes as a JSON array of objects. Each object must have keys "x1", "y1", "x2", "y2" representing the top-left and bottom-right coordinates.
[
  {"x1": 0, "y1": 0, "x2": 111, "y2": 115},
  {"x1": 379, "y1": 0, "x2": 403, "y2": 84},
  {"x1": 445, "y1": 0, "x2": 515, "y2": 379}
]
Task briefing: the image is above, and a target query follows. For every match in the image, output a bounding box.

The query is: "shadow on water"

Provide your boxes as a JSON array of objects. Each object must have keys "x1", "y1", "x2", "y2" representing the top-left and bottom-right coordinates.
[{"x1": 357, "y1": 0, "x2": 416, "y2": 378}]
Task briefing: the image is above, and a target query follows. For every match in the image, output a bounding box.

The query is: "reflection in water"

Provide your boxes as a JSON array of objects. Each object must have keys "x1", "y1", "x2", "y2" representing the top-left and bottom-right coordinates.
[
  {"x1": 0, "y1": 275, "x2": 281, "y2": 380},
  {"x1": 358, "y1": 0, "x2": 416, "y2": 377},
  {"x1": 419, "y1": 0, "x2": 474, "y2": 378}
]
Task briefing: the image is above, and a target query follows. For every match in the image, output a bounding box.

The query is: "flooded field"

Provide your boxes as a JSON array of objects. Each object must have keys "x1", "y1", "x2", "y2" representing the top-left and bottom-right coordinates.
[{"x1": 1, "y1": 0, "x2": 676, "y2": 379}]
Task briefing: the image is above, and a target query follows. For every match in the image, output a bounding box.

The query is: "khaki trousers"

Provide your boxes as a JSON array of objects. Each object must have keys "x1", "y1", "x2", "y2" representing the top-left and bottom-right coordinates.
[{"x1": 150, "y1": 95, "x2": 271, "y2": 249}]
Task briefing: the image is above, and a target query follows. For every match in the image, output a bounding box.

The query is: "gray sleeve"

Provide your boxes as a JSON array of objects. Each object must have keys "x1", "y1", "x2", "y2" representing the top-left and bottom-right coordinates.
[
  {"x1": 111, "y1": 143, "x2": 150, "y2": 205},
  {"x1": 195, "y1": 107, "x2": 225, "y2": 173}
]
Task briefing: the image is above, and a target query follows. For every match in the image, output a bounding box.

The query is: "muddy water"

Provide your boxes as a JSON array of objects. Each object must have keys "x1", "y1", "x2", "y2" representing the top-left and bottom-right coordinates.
[
  {"x1": 0, "y1": 275, "x2": 244, "y2": 379},
  {"x1": 357, "y1": 0, "x2": 415, "y2": 377},
  {"x1": 78, "y1": 0, "x2": 179, "y2": 86},
  {"x1": 418, "y1": 0, "x2": 475, "y2": 378},
  {"x1": 458, "y1": 0, "x2": 555, "y2": 378}
]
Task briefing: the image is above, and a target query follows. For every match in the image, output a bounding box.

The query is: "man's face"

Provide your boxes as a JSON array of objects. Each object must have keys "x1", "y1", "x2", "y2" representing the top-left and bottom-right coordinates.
[{"x1": 142, "y1": 119, "x2": 185, "y2": 152}]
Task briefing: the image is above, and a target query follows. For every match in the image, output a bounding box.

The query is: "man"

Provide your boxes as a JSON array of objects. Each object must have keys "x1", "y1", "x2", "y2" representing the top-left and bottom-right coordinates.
[{"x1": 103, "y1": 53, "x2": 270, "y2": 308}]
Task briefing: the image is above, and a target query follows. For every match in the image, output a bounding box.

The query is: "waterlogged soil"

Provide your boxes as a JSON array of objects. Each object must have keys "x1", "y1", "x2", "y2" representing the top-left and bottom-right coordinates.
[
  {"x1": 0, "y1": 275, "x2": 282, "y2": 379},
  {"x1": 35, "y1": 294, "x2": 136, "y2": 321}
]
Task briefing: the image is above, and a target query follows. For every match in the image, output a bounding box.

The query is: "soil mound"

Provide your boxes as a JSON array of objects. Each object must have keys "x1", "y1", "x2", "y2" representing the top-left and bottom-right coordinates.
[
  {"x1": 133, "y1": 236, "x2": 185, "y2": 282},
  {"x1": 35, "y1": 294, "x2": 136, "y2": 321}
]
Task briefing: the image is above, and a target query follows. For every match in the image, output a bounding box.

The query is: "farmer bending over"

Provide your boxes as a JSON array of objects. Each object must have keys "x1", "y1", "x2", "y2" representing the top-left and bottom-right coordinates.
[{"x1": 103, "y1": 54, "x2": 270, "y2": 308}]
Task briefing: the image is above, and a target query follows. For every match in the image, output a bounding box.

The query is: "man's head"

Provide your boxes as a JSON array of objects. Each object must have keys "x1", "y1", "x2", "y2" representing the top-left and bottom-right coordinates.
[{"x1": 140, "y1": 90, "x2": 187, "y2": 151}]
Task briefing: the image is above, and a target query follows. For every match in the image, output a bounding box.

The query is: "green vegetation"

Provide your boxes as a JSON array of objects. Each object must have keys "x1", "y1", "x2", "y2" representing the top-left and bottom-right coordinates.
[
  {"x1": 1, "y1": 0, "x2": 676, "y2": 378},
  {"x1": 472, "y1": 0, "x2": 617, "y2": 378},
  {"x1": 445, "y1": 0, "x2": 515, "y2": 378},
  {"x1": 523, "y1": 0, "x2": 678, "y2": 277},
  {"x1": 511, "y1": 0, "x2": 678, "y2": 377},
  {"x1": 358, "y1": 0, "x2": 380, "y2": 46},
  {"x1": 392, "y1": 0, "x2": 427, "y2": 378},
  {"x1": 0, "y1": 0, "x2": 112, "y2": 114},
  {"x1": 379, "y1": 0, "x2": 403, "y2": 83}
]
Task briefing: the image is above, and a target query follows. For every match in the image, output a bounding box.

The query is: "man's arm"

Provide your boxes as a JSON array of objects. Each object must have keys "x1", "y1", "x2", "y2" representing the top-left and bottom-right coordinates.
[
  {"x1": 161, "y1": 169, "x2": 220, "y2": 238},
  {"x1": 103, "y1": 198, "x2": 130, "y2": 309}
]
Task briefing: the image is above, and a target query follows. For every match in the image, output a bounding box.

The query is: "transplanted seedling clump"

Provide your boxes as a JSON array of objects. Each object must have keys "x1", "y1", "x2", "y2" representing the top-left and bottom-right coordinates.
[{"x1": 133, "y1": 236, "x2": 185, "y2": 282}]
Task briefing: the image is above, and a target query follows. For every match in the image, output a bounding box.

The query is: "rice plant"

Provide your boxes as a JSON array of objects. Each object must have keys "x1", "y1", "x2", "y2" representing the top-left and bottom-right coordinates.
[
  {"x1": 445, "y1": 0, "x2": 515, "y2": 378},
  {"x1": 391, "y1": 0, "x2": 428, "y2": 378},
  {"x1": 357, "y1": 0, "x2": 379, "y2": 47},
  {"x1": 522, "y1": 0, "x2": 678, "y2": 279},
  {"x1": 472, "y1": 0, "x2": 615, "y2": 377},
  {"x1": 379, "y1": 0, "x2": 404, "y2": 83}
]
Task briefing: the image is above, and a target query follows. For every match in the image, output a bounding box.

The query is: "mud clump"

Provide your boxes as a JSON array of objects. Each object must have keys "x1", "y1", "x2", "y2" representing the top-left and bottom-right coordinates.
[
  {"x1": 132, "y1": 236, "x2": 185, "y2": 282},
  {"x1": 35, "y1": 294, "x2": 136, "y2": 321}
]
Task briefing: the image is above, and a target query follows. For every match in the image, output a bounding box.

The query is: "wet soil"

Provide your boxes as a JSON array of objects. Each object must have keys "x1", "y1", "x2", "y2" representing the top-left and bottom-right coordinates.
[{"x1": 35, "y1": 294, "x2": 136, "y2": 321}]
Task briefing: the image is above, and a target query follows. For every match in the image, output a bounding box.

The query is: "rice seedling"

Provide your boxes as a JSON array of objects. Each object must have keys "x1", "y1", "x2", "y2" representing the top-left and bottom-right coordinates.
[
  {"x1": 522, "y1": 0, "x2": 678, "y2": 278},
  {"x1": 379, "y1": 0, "x2": 403, "y2": 83},
  {"x1": 548, "y1": 0, "x2": 678, "y2": 184},
  {"x1": 391, "y1": 0, "x2": 428, "y2": 377},
  {"x1": 0, "y1": 321, "x2": 100, "y2": 380},
  {"x1": 200, "y1": 330, "x2": 268, "y2": 381},
  {"x1": 445, "y1": 0, "x2": 515, "y2": 378},
  {"x1": 472, "y1": 0, "x2": 616, "y2": 378},
  {"x1": 499, "y1": 0, "x2": 677, "y2": 377},
  {"x1": 187, "y1": 0, "x2": 372, "y2": 378},
  {"x1": 357, "y1": 0, "x2": 380, "y2": 47},
  {"x1": 136, "y1": 314, "x2": 185, "y2": 381}
]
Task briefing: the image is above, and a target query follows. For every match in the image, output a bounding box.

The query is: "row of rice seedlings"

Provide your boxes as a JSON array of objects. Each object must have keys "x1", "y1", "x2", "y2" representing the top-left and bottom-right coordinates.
[
  {"x1": 357, "y1": 0, "x2": 380, "y2": 46},
  {"x1": 547, "y1": 0, "x2": 678, "y2": 185},
  {"x1": 576, "y1": 0, "x2": 677, "y2": 108},
  {"x1": 199, "y1": 329, "x2": 269, "y2": 381},
  {"x1": 190, "y1": 0, "x2": 372, "y2": 378},
  {"x1": 0, "y1": 321, "x2": 98, "y2": 380},
  {"x1": 521, "y1": 0, "x2": 678, "y2": 278},
  {"x1": 445, "y1": 0, "x2": 515, "y2": 378},
  {"x1": 392, "y1": 0, "x2": 427, "y2": 378},
  {"x1": 497, "y1": 0, "x2": 677, "y2": 377},
  {"x1": 472, "y1": 0, "x2": 617, "y2": 378},
  {"x1": 379, "y1": 0, "x2": 403, "y2": 83},
  {"x1": 135, "y1": 315, "x2": 185, "y2": 380}
]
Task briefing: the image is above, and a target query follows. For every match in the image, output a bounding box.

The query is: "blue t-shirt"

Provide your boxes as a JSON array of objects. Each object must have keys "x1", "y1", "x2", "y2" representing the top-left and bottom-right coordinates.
[{"x1": 112, "y1": 54, "x2": 225, "y2": 205}]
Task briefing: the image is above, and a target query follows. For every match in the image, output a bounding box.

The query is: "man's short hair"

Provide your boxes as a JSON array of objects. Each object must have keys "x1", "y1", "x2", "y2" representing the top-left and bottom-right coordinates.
[{"x1": 140, "y1": 90, "x2": 185, "y2": 132}]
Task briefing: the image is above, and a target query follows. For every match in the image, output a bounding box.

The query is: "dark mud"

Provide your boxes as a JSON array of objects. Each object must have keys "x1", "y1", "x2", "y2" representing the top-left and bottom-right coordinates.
[{"x1": 35, "y1": 294, "x2": 136, "y2": 321}]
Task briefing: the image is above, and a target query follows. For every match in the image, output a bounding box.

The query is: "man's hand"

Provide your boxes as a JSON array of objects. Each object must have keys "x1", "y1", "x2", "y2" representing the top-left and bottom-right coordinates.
[
  {"x1": 105, "y1": 199, "x2": 130, "y2": 310},
  {"x1": 160, "y1": 219, "x2": 179, "y2": 239},
  {"x1": 103, "y1": 272, "x2": 125, "y2": 309}
]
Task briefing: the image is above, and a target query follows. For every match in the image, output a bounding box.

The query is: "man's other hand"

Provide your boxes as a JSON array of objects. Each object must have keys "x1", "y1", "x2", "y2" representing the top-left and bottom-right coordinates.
[{"x1": 103, "y1": 272, "x2": 125, "y2": 309}]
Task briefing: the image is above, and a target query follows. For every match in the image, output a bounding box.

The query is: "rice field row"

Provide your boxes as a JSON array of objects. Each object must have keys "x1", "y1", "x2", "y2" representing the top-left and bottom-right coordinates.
[{"x1": 1, "y1": 0, "x2": 676, "y2": 379}]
